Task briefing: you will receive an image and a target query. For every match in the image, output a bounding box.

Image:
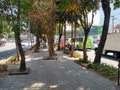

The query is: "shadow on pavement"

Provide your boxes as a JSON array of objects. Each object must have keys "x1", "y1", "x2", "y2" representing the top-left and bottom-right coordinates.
[{"x1": 0, "y1": 50, "x2": 120, "y2": 90}]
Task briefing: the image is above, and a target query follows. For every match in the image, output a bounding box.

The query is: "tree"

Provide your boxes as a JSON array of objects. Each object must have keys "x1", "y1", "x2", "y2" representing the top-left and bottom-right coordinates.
[
  {"x1": 111, "y1": 0, "x2": 120, "y2": 9},
  {"x1": 30, "y1": 13, "x2": 47, "y2": 52},
  {"x1": 93, "y1": 0, "x2": 111, "y2": 64},
  {"x1": 9, "y1": 0, "x2": 34, "y2": 71},
  {"x1": 78, "y1": 0, "x2": 99, "y2": 62},
  {"x1": 33, "y1": 0, "x2": 57, "y2": 59},
  {"x1": 65, "y1": 4, "x2": 79, "y2": 57},
  {"x1": 14, "y1": 0, "x2": 26, "y2": 71},
  {"x1": 55, "y1": 0, "x2": 70, "y2": 51}
]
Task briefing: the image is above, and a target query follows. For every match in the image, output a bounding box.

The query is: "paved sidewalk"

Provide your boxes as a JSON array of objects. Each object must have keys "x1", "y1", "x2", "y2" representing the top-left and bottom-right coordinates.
[{"x1": 0, "y1": 49, "x2": 120, "y2": 90}]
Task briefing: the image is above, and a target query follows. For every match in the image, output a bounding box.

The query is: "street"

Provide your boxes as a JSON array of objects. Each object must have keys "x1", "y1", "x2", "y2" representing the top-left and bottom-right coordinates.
[
  {"x1": 0, "y1": 42, "x2": 16, "y2": 60},
  {"x1": 0, "y1": 42, "x2": 119, "y2": 68},
  {"x1": 0, "y1": 41, "x2": 31, "y2": 60}
]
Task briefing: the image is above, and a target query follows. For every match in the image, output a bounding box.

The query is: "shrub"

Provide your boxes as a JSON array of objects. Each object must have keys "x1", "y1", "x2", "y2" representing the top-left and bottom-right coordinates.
[
  {"x1": 63, "y1": 50, "x2": 70, "y2": 55},
  {"x1": 87, "y1": 63, "x2": 92, "y2": 68},
  {"x1": 8, "y1": 56, "x2": 19, "y2": 64},
  {"x1": 73, "y1": 52, "x2": 82, "y2": 58},
  {"x1": 87, "y1": 63, "x2": 118, "y2": 77},
  {"x1": 78, "y1": 58, "x2": 90, "y2": 63}
]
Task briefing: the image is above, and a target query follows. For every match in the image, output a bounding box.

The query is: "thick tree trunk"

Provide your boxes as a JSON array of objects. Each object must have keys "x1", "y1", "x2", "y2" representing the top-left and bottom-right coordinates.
[
  {"x1": 83, "y1": 32, "x2": 88, "y2": 62},
  {"x1": 93, "y1": 0, "x2": 111, "y2": 64},
  {"x1": 15, "y1": 32, "x2": 26, "y2": 71},
  {"x1": 47, "y1": 24, "x2": 55, "y2": 58},
  {"x1": 48, "y1": 36, "x2": 54, "y2": 57}
]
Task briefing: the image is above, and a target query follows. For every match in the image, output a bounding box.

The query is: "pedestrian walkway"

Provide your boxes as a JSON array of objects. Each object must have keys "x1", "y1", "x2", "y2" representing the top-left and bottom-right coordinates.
[{"x1": 0, "y1": 49, "x2": 120, "y2": 90}]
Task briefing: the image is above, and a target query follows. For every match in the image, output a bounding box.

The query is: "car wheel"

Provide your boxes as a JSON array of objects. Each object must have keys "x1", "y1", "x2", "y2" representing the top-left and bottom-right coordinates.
[{"x1": 113, "y1": 52, "x2": 119, "y2": 59}]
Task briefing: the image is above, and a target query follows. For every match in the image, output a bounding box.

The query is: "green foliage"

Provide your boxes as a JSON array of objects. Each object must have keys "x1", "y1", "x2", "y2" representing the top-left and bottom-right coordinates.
[
  {"x1": 0, "y1": 0, "x2": 9, "y2": 16},
  {"x1": 78, "y1": 58, "x2": 90, "y2": 63},
  {"x1": 78, "y1": 0, "x2": 100, "y2": 13},
  {"x1": 8, "y1": 0, "x2": 34, "y2": 33},
  {"x1": 64, "y1": 49, "x2": 70, "y2": 55},
  {"x1": 111, "y1": 0, "x2": 120, "y2": 9},
  {"x1": 0, "y1": 18, "x2": 12, "y2": 38},
  {"x1": 56, "y1": 0, "x2": 70, "y2": 12},
  {"x1": 0, "y1": 22, "x2": 3, "y2": 37},
  {"x1": 20, "y1": 0, "x2": 34, "y2": 15},
  {"x1": 8, "y1": 56, "x2": 19, "y2": 64},
  {"x1": 87, "y1": 63, "x2": 118, "y2": 77}
]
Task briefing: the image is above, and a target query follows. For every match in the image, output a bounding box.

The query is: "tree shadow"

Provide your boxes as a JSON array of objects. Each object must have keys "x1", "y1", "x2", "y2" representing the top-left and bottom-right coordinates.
[{"x1": 0, "y1": 50, "x2": 119, "y2": 90}]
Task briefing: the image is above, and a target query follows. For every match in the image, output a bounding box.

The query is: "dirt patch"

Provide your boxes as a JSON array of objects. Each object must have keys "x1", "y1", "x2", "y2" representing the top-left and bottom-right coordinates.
[{"x1": 0, "y1": 71, "x2": 9, "y2": 77}]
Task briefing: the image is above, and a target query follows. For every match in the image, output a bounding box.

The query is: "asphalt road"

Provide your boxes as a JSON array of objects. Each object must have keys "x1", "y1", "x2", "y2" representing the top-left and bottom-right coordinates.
[
  {"x1": 0, "y1": 42, "x2": 16, "y2": 60},
  {"x1": 0, "y1": 42, "x2": 119, "y2": 68},
  {"x1": 76, "y1": 49, "x2": 119, "y2": 68},
  {"x1": 0, "y1": 42, "x2": 31, "y2": 60}
]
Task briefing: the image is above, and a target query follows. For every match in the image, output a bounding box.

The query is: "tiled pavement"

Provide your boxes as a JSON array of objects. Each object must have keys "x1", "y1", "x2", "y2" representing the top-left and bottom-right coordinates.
[{"x1": 0, "y1": 49, "x2": 120, "y2": 90}]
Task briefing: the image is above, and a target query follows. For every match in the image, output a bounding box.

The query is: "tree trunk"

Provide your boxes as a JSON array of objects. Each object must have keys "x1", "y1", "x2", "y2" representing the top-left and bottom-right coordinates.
[
  {"x1": 47, "y1": 23, "x2": 55, "y2": 58},
  {"x1": 15, "y1": 32, "x2": 26, "y2": 71},
  {"x1": 47, "y1": 34, "x2": 54, "y2": 58},
  {"x1": 93, "y1": 0, "x2": 111, "y2": 64},
  {"x1": 70, "y1": 23, "x2": 74, "y2": 57},
  {"x1": 58, "y1": 23, "x2": 63, "y2": 50},
  {"x1": 74, "y1": 23, "x2": 77, "y2": 48},
  {"x1": 64, "y1": 22, "x2": 66, "y2": 51},
  {"x1": 33, "y1": 35, "x2": 40, "y2": 52},
  {"x1": 15, "y1": 44, "x2": 20, "y2": 61},
  {"x1": 42, "y1": 34, "x2": 47, "y2": 48},
  {"x1": 83, "y1": 31, "x2": 88, "y2": 62}
]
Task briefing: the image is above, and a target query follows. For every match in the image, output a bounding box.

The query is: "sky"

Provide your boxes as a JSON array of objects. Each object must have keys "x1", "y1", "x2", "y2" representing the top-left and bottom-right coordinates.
[{"x1": 93, "y1": 4, "x2": 120, "y2": 27}]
